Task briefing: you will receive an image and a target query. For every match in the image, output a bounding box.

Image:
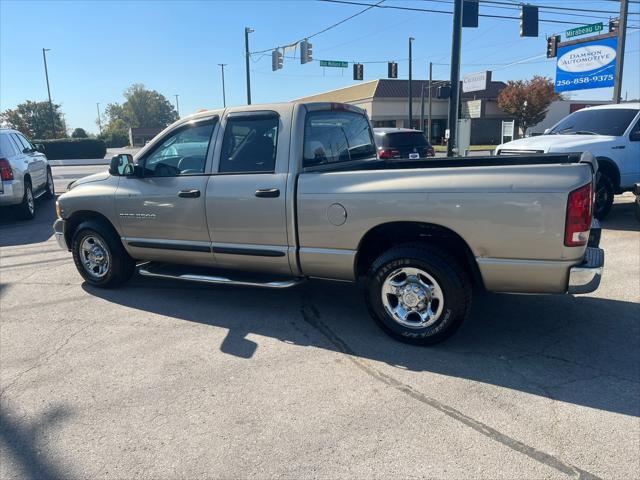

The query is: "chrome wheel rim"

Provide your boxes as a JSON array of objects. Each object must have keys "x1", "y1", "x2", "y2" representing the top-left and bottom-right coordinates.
[
  {"x1": 80, "y1": 235, "x2": 111, "y2": 279},
  {"x1": 381, "y1": 267, "x2": 444, "y2": 329},
  {"x1": 26, "y1": 187, "x2": 34, "y2": 215}
]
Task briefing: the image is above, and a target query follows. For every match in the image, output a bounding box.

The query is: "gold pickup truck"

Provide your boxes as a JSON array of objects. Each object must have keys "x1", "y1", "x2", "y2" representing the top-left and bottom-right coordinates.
[{"x1": 53, "y1": 102, "x2": 604, "y2": 345}]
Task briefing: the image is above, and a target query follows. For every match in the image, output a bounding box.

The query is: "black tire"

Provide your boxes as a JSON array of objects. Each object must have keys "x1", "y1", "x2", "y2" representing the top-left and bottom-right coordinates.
[
  {"x1": 594, "y1": 173, "x2": 614, "y2": 220},
  {"x1": 365, "y1": 243, "x2": 472, "y2": 345},
  {"x1": 43, "y1": 168, "x2": 55, "y2": 199},
  {"x1": 635, "y1": 196, "x2": 640, "y2": 223},
  {"x1": 71, "y1": 220, "x2": 135, "y2": 288},
  {"x1": 16, "y1": 179, "x2": 35, "y2": 220}
]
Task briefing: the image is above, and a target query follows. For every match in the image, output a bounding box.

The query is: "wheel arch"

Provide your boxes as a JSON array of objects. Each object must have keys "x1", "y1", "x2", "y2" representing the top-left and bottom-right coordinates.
[
  {"x1": 65, "y1": 210, "x2": 121, "y2": 250},
  {"x1": 596, "y1": 156, "x2": 621, "y2": 192},
  {"x1": 354, "y1": 221, "x2": 484, "y2": 288}
]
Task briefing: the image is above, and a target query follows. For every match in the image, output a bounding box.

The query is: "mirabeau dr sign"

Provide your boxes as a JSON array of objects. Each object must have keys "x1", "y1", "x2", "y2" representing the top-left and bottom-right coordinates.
[{"x1": 555, "y1": 36, "x2": 617, "y2": 92}]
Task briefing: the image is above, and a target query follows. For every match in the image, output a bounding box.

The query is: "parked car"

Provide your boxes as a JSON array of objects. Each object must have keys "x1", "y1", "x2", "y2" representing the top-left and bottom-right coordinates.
[
  {"x1": 0, "y1": 128, "x2": 55, "y2": 219},
  {"x1": 54, "y1": 102, "x2": 603, "y2": 345},
  {"x1": 374, "y1": 128, "x2": 435, "y2": 159},
  {"x1": 495, "y1": 102, "x2": 640, "y2": 220}
]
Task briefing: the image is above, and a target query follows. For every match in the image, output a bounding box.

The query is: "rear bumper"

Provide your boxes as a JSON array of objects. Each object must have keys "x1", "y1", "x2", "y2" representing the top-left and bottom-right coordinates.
[
  {"x1": 53, "y1": 218, "x2": 69, "y2": 250},
  {"x1": 0, "y1": 181, "x2": 23, "y2": 206},
  {"x1": 568, "y1": 247, "x2": 604, "y2": 294}
]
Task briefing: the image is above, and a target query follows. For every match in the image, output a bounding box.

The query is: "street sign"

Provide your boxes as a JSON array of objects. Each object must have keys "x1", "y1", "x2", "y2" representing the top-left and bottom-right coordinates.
[
  {"x1": 555, "y1": 36, "x2": 617, "y2": 92},
  {"x1": 462, "y1": 99, "x2": 483, "y2": 119},
  {"x1": 566, "y1": 22, "x2": 603, "y2": 38},
  {"x1": 501, "y1": 120, "x2": 515, "y2": 143},
  {"x1": 320, "y1": 60, "x2": 348, "y2": 68},
  {"x1": 463, "y1": 71, "x2": 491, "y2": 93}
]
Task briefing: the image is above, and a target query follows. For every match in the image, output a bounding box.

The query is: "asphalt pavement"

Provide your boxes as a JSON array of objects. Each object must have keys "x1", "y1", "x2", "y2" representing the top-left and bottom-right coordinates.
[{"x1": 0, "y1": 167, "x2": 638, "y2": 479}]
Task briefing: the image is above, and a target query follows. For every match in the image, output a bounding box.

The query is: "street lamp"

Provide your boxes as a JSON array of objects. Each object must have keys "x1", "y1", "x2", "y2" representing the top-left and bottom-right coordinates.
[
  {"x1": 174, "y1": 94, "x2": 180, "y2": 117},
  {"x1": 218, "y1": 64, "x2": 227, "y2": 108},
  {"x1": 42, "y1": 48, "x2": 56, "y2": 137},
  {"x1": 96, "y1": 103, "x2": 102, "y2": 135}
]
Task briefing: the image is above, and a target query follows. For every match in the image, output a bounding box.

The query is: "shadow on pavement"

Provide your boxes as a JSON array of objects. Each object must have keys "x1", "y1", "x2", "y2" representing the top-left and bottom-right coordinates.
[
  {"x1": 85, "y1": 277, "x2": 640, "y2": 417},
  {"x1": 600, "y1": 197, "x2": 639, "y2": 232},
  {"x1": 0, "y1": 198, "x2": 57, "y2": 247},
  {"x1": 0, "y1": 401, "x2": 74, "y2": 480}
]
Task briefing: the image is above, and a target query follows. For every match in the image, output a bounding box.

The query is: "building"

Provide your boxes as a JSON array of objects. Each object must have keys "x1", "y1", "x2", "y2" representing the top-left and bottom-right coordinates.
[
  {"x1": 129, "y1": 127, "x2": 163, "y2": 147},
  {"x1": 295, "y1": 79, "x2": 514, "y2": 145}
]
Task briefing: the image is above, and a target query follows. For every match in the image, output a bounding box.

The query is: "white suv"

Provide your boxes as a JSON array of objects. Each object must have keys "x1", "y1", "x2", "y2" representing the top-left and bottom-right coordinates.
[
  {"x1": 496, "y1": 103, "x2": 640, "y2": 219},
  {"x1": 0, "y1": 128, "x2": 55, "y2": 219}
]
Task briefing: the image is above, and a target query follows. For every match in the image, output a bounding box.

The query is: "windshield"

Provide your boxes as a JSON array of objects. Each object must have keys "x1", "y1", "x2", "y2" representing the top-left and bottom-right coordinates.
[{"x1": 548, "y1": 108, "x2": 638, "y2": 136}]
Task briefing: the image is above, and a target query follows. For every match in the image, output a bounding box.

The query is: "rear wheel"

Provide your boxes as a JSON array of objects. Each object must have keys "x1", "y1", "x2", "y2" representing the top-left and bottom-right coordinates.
[
  {"x1": 16, "y1": 179, "x2": 35, "y2": 220},
  {"x1": 43, "y1": 168, "x2": 55, "y2": 199},
  {"x1": 365, "y1": 244, "x2": 472, "y2": 345},
  {"x1": 594, "y1": 173, "x2": 614, "y2": 220},
  {"x1": 71, "y1": 220, "x2": 135, "y2": 288}
]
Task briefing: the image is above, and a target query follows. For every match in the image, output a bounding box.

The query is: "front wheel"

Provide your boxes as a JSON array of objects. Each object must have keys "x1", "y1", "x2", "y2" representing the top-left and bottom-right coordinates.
[
  {"x1": 71, "y1": 220, "x2": 135, "y2": 288},
  {"x1": 365, "y1": 244, "x2": 472, "y2": 345}
]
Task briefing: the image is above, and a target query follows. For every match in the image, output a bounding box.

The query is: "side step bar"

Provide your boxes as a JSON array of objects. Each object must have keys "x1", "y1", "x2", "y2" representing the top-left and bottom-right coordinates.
[{"x1": 138, "y1": 263, "x2": 305, "y2": 289}]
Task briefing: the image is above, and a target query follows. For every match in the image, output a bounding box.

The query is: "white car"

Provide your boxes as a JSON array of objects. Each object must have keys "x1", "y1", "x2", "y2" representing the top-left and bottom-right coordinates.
[
  {"x1": 496, "y1": 103, "x2": 640, "y2": 219},
  {"x1": 0, "y1": 128, "x2": 55, "y2": 219}
]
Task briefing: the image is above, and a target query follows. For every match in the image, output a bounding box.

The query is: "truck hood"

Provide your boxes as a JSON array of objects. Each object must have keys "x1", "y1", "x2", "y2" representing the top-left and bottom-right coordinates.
[
  {"x1": 68, "y1": 170, "x2": 110, "y2": 190},
  {"x1": 497, "y1": 134, "x2": 616, "y2": 153}
]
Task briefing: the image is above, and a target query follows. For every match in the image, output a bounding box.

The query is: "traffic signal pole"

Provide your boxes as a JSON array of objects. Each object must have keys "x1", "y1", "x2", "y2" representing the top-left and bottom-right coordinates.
[
  {"x1": 408, "y1": 37, "x2": 414, "y2": 128},
  {"x1": 613, "y1": 0, "x2": 628, "y2": 103},
  {"x1": 446, "y1": 0, "x2": 463, "y2": 157},
  {"x1": 428, "y1": 61, "x2": 432, "y2": 143},
  {"x1": 245, "y1": 27, "x2": 253, "y2": 105}
]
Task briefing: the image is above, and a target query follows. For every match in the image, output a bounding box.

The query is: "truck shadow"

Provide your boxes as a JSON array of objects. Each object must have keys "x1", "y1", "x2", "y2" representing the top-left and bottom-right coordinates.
[
  {"x1": 85, "y1": 277, "x2": 640, "y2": 417},
  {"x1": 600, "y1": 197, "x2": 639, "y2": 232}
]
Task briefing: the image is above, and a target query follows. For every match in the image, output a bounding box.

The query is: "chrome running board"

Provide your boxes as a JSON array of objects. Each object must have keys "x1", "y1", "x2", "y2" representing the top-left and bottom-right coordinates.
[{"x1": 138, "y1": 263, "x2": 305, "y2": 289}]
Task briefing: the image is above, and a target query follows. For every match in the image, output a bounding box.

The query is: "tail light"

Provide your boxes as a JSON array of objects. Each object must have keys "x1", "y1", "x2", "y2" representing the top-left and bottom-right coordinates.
[
  {"x1": 426, "y1": 146, "x2": 435, "y2": 157},
  {"x1": 378, "y1": 148, "x2": 400, "y2": 159},
  {"x1": 564, "y1": 182, "x2": 593, "y2": 247},
  {"x1": 0, "y1": 158, "x2": 13, "y2": 181}
]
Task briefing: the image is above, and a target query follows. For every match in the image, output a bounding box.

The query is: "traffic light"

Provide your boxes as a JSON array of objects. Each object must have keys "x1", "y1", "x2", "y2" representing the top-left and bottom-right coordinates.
[
  {"x1": 609, "y1": 18, "x2": 620, "y2": 33},
  {"x1": 387, "y1": 62, "x2": 398, "y2": 79},
  {"x1": 300, "y1": 39, "x2": 313, "y2": 64},
  {"x1": 546, "y1": 35, "x2": 560, "y2": 58},
  {"x1": 353, "y1": 63, "x2": 364, "y2": 81},
  {"x1": 520, "y1": 4, "x2": 539, "y2": 37},
  {"x1": 272, "y1": 49, "x2": 283, "y2": 71},
  {"x1": 462, "y1": 0, "x2": 479, "y2": 28}
]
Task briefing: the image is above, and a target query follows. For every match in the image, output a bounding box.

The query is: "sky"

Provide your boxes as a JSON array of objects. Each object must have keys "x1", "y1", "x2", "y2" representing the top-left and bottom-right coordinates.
[{"x1": 1, "y1": 0, "x2": 639, "y2": 134}]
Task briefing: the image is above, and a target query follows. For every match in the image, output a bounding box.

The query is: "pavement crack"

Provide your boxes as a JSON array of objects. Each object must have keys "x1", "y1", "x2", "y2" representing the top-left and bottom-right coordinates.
[
  {"x1": 299, "y1": 294, "x2": 602, "y2": 480},
  {"x1": 0, "y1": 323, "x2": 91, "y2": 398}
]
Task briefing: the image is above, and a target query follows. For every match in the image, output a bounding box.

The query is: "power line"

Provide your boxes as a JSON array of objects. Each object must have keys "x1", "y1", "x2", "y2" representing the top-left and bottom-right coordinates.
[
  {"x1": 250, "y1": 0, "x2": 385, "y2": 55},
  {"x1": 478, "y1": 0, "x2": 639, "y2": 15}
]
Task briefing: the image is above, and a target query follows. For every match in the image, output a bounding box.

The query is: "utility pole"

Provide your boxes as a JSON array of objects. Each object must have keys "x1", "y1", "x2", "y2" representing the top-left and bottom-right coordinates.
[
  {"x1": 218, "y1": 63, "x2": 227, "y2": 107},
  {"x1": 427, "y1": 61, "x2": 433, "y2": 143},
  {"x1": 408, "y1": 37, "x2": 414, "y2": 128},
  {"x1": 420, "y1": 82, "x2": 425, "y2": 133},
  {"x1": 96, "y1": 103, "x2": 102, "y2": 135},
  {"x1": 446, "y1": 0, "x2": 463, "y2": 157},
  {"x1": 174, "y1": 94, "x2": 180, "y2": 117},
  {"x1": 245, "y1": 27, "x2": 254, "y2": 105},
  {"x1": 613, "y1": 0, "x2": 628, "y2": 103},
  {"x1": 42, "y1": 48, "x2": 56, "y2": 137}
]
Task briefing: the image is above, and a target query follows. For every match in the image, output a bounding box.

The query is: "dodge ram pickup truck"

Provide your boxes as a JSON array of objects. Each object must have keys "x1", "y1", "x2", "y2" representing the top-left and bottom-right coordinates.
[{"x1": 54, "y1": 102, "x2": 604, "y2": 345}]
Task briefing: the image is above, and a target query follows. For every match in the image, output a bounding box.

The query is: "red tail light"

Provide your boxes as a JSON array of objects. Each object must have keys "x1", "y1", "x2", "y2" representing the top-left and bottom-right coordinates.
[
  {"x1": 426, "y1": 147, "x2": 435, "y2": 157},
  {"x1": 564, "y1": 183, "x2": 593, "y2": 247},
  {"x1": 378, "y1": 148, "x2": 400, "y2": 159},
  {"x1": 0, "y1": 158, "x2": 13, "y2": 181}
]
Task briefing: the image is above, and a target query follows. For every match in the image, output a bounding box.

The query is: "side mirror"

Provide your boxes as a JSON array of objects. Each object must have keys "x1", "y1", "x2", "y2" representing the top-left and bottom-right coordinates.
[
  {"x1": 630, "y1": 131, "x2": 640, "y2": 142},
  {"x1": 109, "y1": 154, "x2": 135, "y2": 176}
]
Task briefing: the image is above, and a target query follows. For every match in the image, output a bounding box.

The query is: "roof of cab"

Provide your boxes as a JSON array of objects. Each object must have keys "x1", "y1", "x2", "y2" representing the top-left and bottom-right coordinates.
[{"x1": 580, "y1": 102, "x2": 639, "y2": 111}]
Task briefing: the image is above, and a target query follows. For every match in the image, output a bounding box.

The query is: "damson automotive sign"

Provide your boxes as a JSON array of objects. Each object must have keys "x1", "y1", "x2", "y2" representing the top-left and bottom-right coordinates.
[{"x1": 555, "y1": 36, "x2": 617, "y2": 92}]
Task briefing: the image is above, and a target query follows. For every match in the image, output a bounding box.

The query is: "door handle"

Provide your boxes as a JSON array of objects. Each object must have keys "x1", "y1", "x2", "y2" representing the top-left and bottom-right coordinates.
[
  {"x1": 255, "y1": 188, "x2": 280, "y2": 198},
  {"x1": 178, "y1": 189, "x2": 201, "y2": 198}
]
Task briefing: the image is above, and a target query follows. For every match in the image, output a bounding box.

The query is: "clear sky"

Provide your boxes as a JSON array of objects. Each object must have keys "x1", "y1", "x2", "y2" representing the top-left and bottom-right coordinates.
[{"x1": 1, "y1": 0, "x2": 639, "y2": 134}]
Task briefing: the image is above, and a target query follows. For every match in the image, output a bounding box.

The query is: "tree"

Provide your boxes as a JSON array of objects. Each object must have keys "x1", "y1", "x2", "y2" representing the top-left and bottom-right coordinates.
[
  {"x1": 99, "y1": 119, "x2": 129, "y2": 148},
  {"x1": 104, "y1": 83, "x2": 178, "y2": 129},
  {"x1": 497, "y1": 76, "x2": 560, "y2": 137},
  {"x1": 0, "y1": 100, "x2": 67, "y2": 139},
  {"x1": 71, "y1": 127, "x2": 89, "y2": 138}
]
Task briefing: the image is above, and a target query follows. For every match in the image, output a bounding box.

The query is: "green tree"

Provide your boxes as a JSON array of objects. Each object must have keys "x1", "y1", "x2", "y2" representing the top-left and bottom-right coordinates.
[
  {"x1": 0, "y1": 100, "x2": 67, "y2": 139},
  {"x1": 71, "y1": 127, "x2": 89, "y2": 138},
  {"x1": 99, "y1": 118, "x2": 129, "y2": 148},
  {"x1": 497, "y1": 76, "x2": 560, "y2": 137},
  {"x1": 104, "y1": 83, "x2": 178, "y2": 129}
]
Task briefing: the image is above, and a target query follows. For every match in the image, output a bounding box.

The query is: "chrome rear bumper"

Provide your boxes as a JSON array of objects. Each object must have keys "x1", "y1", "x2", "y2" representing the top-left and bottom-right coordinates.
[{"x1": 568, "y1": 247, "x2": 604, "y2": 294}]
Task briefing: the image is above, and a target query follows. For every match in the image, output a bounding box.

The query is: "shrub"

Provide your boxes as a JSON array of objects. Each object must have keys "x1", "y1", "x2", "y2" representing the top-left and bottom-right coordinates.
[{"x1": 34, "y1": 138, "x2": 107, "y2": 160}]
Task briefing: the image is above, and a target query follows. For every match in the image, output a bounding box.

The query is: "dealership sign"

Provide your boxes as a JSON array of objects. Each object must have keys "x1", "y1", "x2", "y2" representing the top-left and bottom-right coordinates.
[
  {"x1": 463, "y1": 71, "x2": 491, "y2": 93},
  {"x1": 555, "y1": 36, "x2": 617, "y2": 92}
]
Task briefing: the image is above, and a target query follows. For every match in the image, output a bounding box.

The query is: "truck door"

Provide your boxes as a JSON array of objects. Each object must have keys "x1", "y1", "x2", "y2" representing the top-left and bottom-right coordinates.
[
  {"x1": 206, "y1": 110, "x2": 292, "y2": 275},
  {"x1": 115, "y1": 117, "x2": 218, "y2": 266}
]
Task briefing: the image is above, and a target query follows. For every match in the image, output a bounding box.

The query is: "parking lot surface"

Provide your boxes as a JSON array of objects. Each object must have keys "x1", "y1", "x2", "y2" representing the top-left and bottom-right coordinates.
[{"x1": 1, "y1": 172, "x2": 638, "y2": 479}]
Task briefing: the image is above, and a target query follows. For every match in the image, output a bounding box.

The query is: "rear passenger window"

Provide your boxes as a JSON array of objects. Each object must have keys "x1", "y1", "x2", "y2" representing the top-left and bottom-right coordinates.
[
  {"x1": 219, "y1": 112, "x2": 279, "y2": 173},
  {"x1": 303, "y1": 110, "x2": 376, "y2": 167}
]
